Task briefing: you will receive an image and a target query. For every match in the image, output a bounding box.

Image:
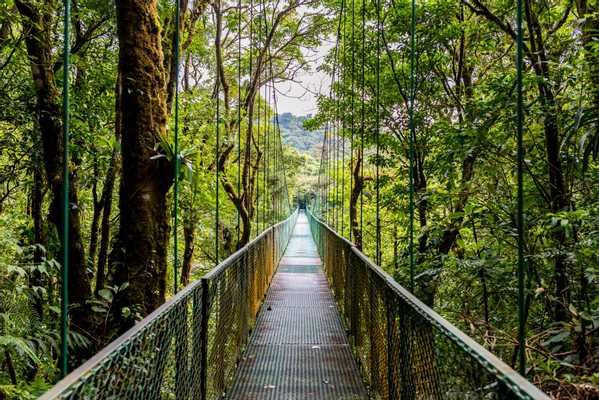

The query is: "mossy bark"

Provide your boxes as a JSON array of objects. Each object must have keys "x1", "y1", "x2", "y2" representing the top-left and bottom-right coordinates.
[
  {"x1": 16, "y1": 0, "x2": 93, "y2": 335},
  {"x1": 112, "y1": 0, "x2": 172, "y2": 329}
]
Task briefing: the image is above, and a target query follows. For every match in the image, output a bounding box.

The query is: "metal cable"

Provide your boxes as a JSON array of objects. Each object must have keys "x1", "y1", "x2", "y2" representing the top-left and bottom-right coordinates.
[
  {"x1": 349, "y1": 0, "x2": 355, "y2": 242},
  {"x1": 375, "y1": 0, "x2": 381, "y2": 266},
  {"x1": 237, "y1": 0, "x2": 242, "y2": 244},
  {"x1": 360, "y1": 0, "x2": 365, "y2": 249},
  {"x1": 215, "y1": 2, "x2": 221, "y2": 264},
  {"x1": 340, "y1": 0, "x2": 346, "y2": 238},
  {"x1": 516, "y1": 0, "x2": 526, "y2": 376},
  {"x1": 60, "y1": 0, "x2": 71, "y2": 378},
  {"x1": 173, "y1": 0, "x2": 181, "y2": 292},
  {"x1": 408, "y1": 0, "x2": 416, "y2": 291}
]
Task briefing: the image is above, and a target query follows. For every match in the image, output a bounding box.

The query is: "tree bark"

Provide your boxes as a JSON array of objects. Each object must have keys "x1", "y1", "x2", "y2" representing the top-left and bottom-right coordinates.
[
  {"x1": 465, "y1": 0, "x2": 572, "y2": 322},
  {"x1": 350, "y1": 153, "x2": 364, "y2": 250},
  {"x1": 16, "y1": 0, "x2": 93, "y2": 333},
  {"x1": 96, "y1": 72, "x2": 123, "y2": 295},
  {"x1": 523, "y1": 0, "x2": 570, "y2": 321},
  {"x1": 30, "y1": 147, "x2": 46, "y2": 319},
  {"x1": 181, "y1": 211, "x2": 195, "y2": 286},
  {"x1": 88, "y1": 157, "x2": 102, "y2": 275},
  {"x1": 112, "y1": 0, "x2": 172, "y2": 329}
]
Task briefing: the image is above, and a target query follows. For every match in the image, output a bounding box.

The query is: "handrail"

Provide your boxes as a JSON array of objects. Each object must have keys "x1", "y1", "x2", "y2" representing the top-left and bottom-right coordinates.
[
  {"x1": 41, "y1": 209, "x2": 299, "y2": 400},
  {"x1": 306, "y1": 207, "x2": 549, "y2": 400}
]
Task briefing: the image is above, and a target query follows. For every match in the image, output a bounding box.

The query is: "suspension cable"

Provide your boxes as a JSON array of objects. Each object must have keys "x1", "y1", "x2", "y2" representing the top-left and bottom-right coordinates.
[
  {"x1": 263, "y1": 77, "x2": 268, "y2": 228},
  {"x1": 516, "y1": 0, "x2": 526, "y2": 376},
  {"x1": 340, "y1": 0, "x2": 346, "y2": 237},
  {"x1": 360, "y1": 0, "x2": 365, "y2": 249},
  {"x1": 324, "y1": 125, "x2": 330, "y2": 219},
  {"x1": 332, "y1": 9, "x2": 342, "y2": 230},
  {"x1": 266, "y1": 51, "x2": 291, "y2": 215},
  {"x1": 254, "y1": 3, "x2": 261, "y2": 235},
  {"x1": 349, "y1": 0, "x2": 355, "y2": 241},
  {"x1": 237, "y1": 0, "x2": 242, "y2": 244},
  {"x1": 375, "y1": 0, "x2": 381, "y2": 266},
  {"x1": 248, "y1": 0, "x2": 254, "y2": 236},
  {"x1": 173, "y1": 0, "x2": 181, "y2": 292},
  {"x1": 60, "y1": 0, "x2": 71, "y2": 378},
  {"x1": 215, "y1": 2, "x2": 221, "y2": 264},
  {"x1": 408, "y1": 0, "x2": 416, "y2": 291},
  {"x1": 264, "y1": 1, "x2": 270, "y2": 225}
]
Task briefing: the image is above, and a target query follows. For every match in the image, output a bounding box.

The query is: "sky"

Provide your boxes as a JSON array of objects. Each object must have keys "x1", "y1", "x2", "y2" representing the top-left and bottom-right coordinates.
[{"x1": 273, "y1": 41, "x2": 334, "y2": 116}]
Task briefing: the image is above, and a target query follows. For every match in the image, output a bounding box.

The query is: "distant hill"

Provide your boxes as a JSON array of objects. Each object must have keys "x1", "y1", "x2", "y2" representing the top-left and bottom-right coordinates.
[{"x1": 276, "y1": 113, "x2": 322, "y2": 155}]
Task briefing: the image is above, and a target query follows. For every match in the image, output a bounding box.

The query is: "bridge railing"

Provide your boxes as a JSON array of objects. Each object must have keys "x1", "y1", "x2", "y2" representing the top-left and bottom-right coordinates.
[
  {"x1": 40, "y1": 210, "x2": 298, "y2": 400},
  {"x1": 307, "y1": 209, "x2": 549, "y2": 400}
]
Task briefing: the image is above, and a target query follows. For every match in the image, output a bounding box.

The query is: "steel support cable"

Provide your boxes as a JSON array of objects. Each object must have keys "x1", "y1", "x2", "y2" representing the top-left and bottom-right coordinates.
[
  {"x1": 330, "y1": 121, "x2": 333, "y2": 222},
  {"x1": 267, "y1": 78, "x2": 276, "y2": 220},
  {"x1": 408, "y1": 0, "x2": 416, "y2": 291},
  {"x1": 262, "y1": 1, "x2": 270, "y2": 230},
  {"x1": 237, "y1": 0, "x2": 242, "y2": 244},
  {"x1": 60, "y1": 0, "x2": 71, "y2": 378},
  {"x1": 269, "y1": 69, "x2": 282, "y2": 218},
  {"x1": 516, "y1": 0, "x2": 526, "y2": 376},
  {"x1": 263, "y1": 1, "x2": 270, "y2": 225},
  {"x1": 254, "y1": 9, "x2": 261, "y2": 235},
  {"x1": 263, "y1": 78, "x2": 268, "y2": 228},
  {"x1": 317, "y1": 125, "x2": 325, "y2": 214},
  {"x1": 324, "y1": 123, "x2": 329, "y2": 222},
  {"x1": 249, "y1": 0, "x2": 254, "y2": 236},
  {"x1": 266, "y1": 60, "x2": 290, "y2": 215},
  {"x1": 215, "y1": 2, "x2": 221, "y2": 264},
  {"x1": 173, "y1": 0, "x2": 181, "y2": 291},
  {"x1": 324, "y1": 115, "x2": 329, "y2": 220},
  {"x1": 332, "y1": 4, "x2": 343, "y2": 231},
  {"x1": 349, "y1": 0, "x2": 355, "y2": 242},
  {"x1": 331, "y1": 85, "x2": 337, "y2": 228},
  {"x1": 360, "y1": 0, "x2": 365, "y2": 249},
  {"x1": 340, "y1": 0, "x2": 346, "y2": 237},
  {"x1": 375, "y1": 0, "x2": 381, "y2": 266},
  {"x1": 256, "y1": 0, "x2": 266, "y2": 234},
  {"x1": 316, "y1": 120, "x2": 323, "y2": 212},
  {"x1": 324, "y1": 125, "x2": 330, "y2": 221}
]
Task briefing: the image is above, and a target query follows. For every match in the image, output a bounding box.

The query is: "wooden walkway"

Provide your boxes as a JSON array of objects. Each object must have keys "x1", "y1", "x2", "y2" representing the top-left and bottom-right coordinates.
[{"x1": 228, "y1": 212, "x2": 367, "y2": 399}]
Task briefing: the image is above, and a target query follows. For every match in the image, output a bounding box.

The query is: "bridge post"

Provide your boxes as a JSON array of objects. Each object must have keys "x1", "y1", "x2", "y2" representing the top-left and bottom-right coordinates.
[
  {"x1": 199, "y1": 278, "x2": 210, "y2": 400},
  {"x1": 398, "y1": 303, "x2": 416, "y2": 400},
  {"x1": 386, "y1": 296, "x2": 399, "y2": 400},
  {"x1": 175, "y1": 299, "x2": 190, "y2": 400}
]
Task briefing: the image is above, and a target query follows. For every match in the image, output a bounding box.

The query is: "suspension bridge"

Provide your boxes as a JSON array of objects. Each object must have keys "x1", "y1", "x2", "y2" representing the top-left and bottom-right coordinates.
[
  {"x1": 37, "y1": 0, "x2": 554, "y2": 395},
  {"x1": 40, "y1": 207, "x2": 549, "y2": 399}
]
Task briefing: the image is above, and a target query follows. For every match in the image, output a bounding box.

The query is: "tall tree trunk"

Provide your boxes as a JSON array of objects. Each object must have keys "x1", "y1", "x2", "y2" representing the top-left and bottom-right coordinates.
[
  {"x1": 96, "y1": 72, "x2": 122, "y2": 295},
  {"x1": 350, "y1": 154, "x2": 364, "y2": 249},
  {"x1": 30, "y1": 149, "x2": 45, "y2": 319},
  {"x1": 181, "y1": 211, "x2": 195, "y2": 286},
  {"x1": 575, "y1": 1, "x2": 599, "y2": 162},
  {"x1": 112, "y1": 0, "x2": 172, "y2": 330},
  {"x1": 16, "y1": 0, "x2": 93, "y2": 334},
  {"x1": 523, "y1": 0, "x2": 570, "y2": 321},
  {"x1": 95, "y1": 149, "x2": 118, "y2": 294},
  {"x1": 88, "y1": 158, "x2": 102, "y2": 276}
]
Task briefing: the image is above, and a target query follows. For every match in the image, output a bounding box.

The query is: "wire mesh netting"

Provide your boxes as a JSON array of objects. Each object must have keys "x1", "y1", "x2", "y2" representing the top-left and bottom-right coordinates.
[
  {"x1": 40, "y1": 210, "x2": 298, "y2": 400},
  {"x1": 306, "y1": 209, "x2": 549, "y2": 400}
]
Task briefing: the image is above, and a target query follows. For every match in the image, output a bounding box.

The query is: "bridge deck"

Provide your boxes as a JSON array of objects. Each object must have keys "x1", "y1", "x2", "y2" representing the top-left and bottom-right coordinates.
[{"x1": 228, "y1": 212, "x2": 367, "y2": 399}]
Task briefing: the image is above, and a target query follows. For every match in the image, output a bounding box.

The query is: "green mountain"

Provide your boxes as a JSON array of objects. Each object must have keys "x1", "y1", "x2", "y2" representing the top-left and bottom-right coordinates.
[{"x1": 276, "y1": 113, "x2": 323, "y2": 155}]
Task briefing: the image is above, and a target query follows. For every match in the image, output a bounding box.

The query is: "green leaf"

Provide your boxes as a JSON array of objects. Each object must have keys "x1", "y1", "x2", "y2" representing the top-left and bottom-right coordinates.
[
  {"x1": 0, "y1": 335, "x2": 40, "y2": 364},
  {"x1": 98, "y1": 289, "x2": 113, "y2": 302}
]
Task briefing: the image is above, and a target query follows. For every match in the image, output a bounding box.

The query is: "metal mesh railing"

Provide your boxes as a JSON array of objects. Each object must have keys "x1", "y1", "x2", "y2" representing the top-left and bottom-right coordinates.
[
  {"x1": 40, "y1": 210, "x2": 298, "y2": 400},
  {"x1": 306, "y1": 209, "x2": 549, "y2": 400}
]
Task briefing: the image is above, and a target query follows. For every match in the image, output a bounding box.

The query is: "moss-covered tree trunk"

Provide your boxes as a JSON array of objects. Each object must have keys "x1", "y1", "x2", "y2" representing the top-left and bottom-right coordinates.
[
  {"x1": 112, "y1": 0, "x2": 172, "y2": 329},
  {"x1": 16, "y1": 0, "x2": 93, "y2": 334}
]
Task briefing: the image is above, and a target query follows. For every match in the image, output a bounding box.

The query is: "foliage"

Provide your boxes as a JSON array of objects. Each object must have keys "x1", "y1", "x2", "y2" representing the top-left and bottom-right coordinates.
[{"x1": 311, "y1": 0, "x2": 599, "y2": 396}]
